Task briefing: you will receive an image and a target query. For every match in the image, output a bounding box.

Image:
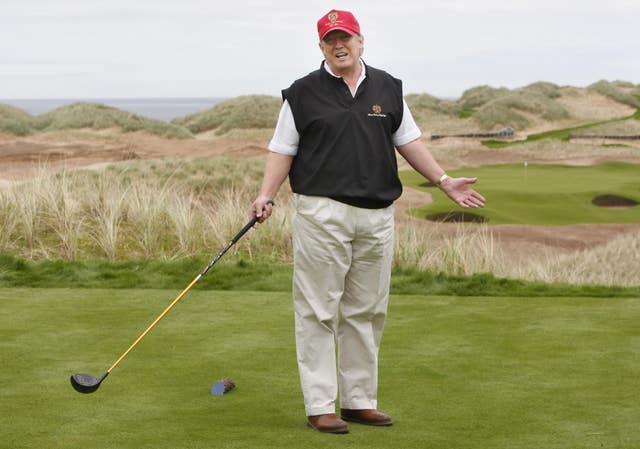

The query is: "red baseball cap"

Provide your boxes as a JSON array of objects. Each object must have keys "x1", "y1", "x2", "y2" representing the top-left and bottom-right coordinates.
[{"x1": 317, "y1": 9, "x2": 360, "y2": 41}]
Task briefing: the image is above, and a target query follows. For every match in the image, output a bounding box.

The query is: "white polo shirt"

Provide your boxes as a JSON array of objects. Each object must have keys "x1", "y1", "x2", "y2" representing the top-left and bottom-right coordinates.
[{"x1": 268, "y1": 60, "x2": 422, "y2": 156}]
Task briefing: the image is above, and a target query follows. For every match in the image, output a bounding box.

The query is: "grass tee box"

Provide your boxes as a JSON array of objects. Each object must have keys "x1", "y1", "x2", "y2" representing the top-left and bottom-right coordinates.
[
  {"x1": 1, "y1": 288, "x2": 639, "y2": 449},
  {"x1": 400, "y1": 162, "x2": 640, "y2": 225}
]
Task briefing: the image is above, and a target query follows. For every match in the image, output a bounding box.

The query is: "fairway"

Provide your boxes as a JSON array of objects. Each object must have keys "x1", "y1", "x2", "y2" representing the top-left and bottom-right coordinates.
[
  {"x1": 1, "y1": 288, "x2": 639, "y2": 449},
  {"x1": 400, "y1": 162, "x2": 640, "y2": 225}
]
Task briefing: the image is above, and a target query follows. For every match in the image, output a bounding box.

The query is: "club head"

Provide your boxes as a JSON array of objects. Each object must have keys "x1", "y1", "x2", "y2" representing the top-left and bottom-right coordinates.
[{"x1": 70, "y1": 372, "x2": 109, "y2": 394}]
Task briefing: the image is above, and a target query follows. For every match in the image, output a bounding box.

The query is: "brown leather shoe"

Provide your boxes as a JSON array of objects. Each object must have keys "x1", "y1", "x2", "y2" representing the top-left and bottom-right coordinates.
[
  {"x1": 307, "y1": 413, "x2": 349, "y2": 434},
  {"x1": 340, "y1": 409, "x2": 393, "y2": 426}
]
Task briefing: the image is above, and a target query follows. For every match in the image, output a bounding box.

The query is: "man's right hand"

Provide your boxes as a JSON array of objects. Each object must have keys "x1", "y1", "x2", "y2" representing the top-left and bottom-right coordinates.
[{"x1": 250, "y1": 196, "x2": 275, "y2": 223}]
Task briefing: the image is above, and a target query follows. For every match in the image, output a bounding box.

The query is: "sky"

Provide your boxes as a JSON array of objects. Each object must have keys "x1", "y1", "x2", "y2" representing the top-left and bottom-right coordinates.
[{"x1": 2, "y1": 0, "x2": 639, "y2": 100}]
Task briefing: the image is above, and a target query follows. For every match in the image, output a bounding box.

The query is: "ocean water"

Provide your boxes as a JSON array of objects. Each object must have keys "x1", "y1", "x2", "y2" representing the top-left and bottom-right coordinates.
[{"x1": 0, "y1": 97, "x2": 226, "y2": 122}]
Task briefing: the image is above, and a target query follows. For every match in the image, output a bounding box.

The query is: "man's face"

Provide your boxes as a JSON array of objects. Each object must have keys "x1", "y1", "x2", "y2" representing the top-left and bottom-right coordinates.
[{"x1": 319, "y1": 30, "x2": 363, "y2": 73}]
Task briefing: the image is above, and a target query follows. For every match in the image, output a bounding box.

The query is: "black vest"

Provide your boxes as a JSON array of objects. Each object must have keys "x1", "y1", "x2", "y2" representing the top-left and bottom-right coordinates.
[{"x1": 283, "y1": 61, "x2": 404, "y2": 209}]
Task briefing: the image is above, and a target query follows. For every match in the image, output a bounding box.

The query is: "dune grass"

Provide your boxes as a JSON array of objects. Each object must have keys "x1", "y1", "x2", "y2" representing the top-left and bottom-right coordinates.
[
  {"x1": 405, "y1": 93, "x2": 462, "y2": 119},
  {"x1": 0, "y1": 102, "x2": 193, "y2": 138},
  {"x1": 452, "y1": 83, "x2": 570, "y2": 132},
  {"x1": 2, "y1": 81, "x2": 637, "y2": 139},
  {"x1": 532, "y1": 233, "x2": 640, "y2": 287},
  {"x1": 173, "y1": 95, "x2": 281, "y2": 135},
  {"x1": 2, "y1": 158, "x2": 639, "y2": 286},
  {"x1": 400, "y1": 162, "x2": 640, "y2": 225},
  {"x1": 0, "y1": 104, "x2": 34, "y2": 136},
  {"x1": 0, "y1": 159, "x2": 289, "y2": 262},
  {"x1": 471, "y1": 91, "x2": 570, "y2": 131},
  {"x1": 32, "y1": 102, "x2": 193, "y2": 139},
  {"x1": 458, "y1": 85, "x2": 511, "y2": 109},
  {"x1": 588, "y1": 80, "x2": 640, "y2": 108},
  {"x1": 518, "y1": 81, "x2": 562, "y2": 99},
  {"x1": 1, "y1": 287, "x2": 639, "y2": 449}
]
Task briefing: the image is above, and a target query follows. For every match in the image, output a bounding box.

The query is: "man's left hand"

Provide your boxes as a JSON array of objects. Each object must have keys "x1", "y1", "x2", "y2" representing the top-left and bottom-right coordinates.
[{"x1": 440, "y1": 177, "x2": 485, "y2": 208}]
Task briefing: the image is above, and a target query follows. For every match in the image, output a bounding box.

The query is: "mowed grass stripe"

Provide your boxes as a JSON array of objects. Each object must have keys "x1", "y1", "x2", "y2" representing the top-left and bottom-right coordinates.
[
  {"x1": 401, "y1": 162, "x2": 640, "y2": 225},
  {"x1": 1, "y1": 288, "x2": 639, "y2": 449}
]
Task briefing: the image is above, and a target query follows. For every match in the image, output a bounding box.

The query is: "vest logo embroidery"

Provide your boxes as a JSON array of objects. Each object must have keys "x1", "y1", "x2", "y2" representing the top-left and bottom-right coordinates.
[{"x1": 368, "y1": 104, "x2": 387, "y2": 118}]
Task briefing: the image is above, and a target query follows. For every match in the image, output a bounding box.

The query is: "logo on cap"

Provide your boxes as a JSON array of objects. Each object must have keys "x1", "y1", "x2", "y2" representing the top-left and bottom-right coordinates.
[{"x1": 318, "y1": 9, "x2": 360, "y2": 40}]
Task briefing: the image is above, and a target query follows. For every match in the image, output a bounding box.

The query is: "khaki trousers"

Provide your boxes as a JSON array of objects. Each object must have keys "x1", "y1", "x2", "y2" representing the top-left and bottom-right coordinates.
[{"x1": 292, "y1": 194, "x2": 395, "y2": 416}]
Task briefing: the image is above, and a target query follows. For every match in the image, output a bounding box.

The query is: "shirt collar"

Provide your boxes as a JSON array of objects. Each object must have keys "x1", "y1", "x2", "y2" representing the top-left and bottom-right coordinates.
[{"x1": 322, "y1": 58, "x2": 367, "y2": 87}]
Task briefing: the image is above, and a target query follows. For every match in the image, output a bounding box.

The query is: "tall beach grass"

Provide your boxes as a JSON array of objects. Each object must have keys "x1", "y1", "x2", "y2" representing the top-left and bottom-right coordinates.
[
  {"x1": 0, "y1": 159, "x2": 290, "y2": 262},
  {"x1": 1, "y1": 159, "x2": 637, "y2": 286},
  {"x1": 532, "y1": 233, "x2": 640, "y2": 286}
]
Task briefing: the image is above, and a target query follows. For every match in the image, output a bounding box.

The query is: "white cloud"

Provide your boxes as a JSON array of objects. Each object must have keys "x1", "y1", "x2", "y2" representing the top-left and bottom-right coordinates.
[
  {"x1": 0, "y1": 0, "x2": 638, "y2": 98},
  {"x1": 1, "y1": 63, "x2": 110, "y2": 77}
]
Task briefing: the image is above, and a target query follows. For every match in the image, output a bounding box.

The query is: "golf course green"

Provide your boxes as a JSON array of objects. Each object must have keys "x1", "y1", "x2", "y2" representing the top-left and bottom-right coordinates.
[
  {"x1": 2, "y1": 288, "x2": 638, "y2": 449},
  {"x1": 400, "y1": 162, "x2": 640, "y2": 225}
]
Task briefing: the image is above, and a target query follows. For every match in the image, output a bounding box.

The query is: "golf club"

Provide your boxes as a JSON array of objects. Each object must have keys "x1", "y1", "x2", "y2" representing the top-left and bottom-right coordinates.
[{"x1": 70, "y1": 201, "x2": 274, "y2": 394}]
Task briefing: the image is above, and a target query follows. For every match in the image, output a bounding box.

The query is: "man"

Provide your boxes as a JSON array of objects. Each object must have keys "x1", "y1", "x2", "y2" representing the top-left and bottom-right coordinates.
[{"x1": 250, "y1": 9, "x2": 485, "y2": 434}]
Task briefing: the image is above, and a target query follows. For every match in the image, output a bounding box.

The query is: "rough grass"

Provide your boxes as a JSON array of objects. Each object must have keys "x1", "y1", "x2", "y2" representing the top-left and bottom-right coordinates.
[
  {"x1": 32, "y1": 102, "x2": 193, "y2": 139},
  {"x1": 472, "y1": 91, "x2": 570, "y2": 130},
  {"x1": 3, "y1": 158, "x2": 639, "y2": 286},
  {"x1": 534, "y1": 233, "x2": 640, "y2": 286},
  {"x1": 0, "y1": 159, "x2": 290, "y2": 261},
  {"x1": 0, "y1": 103, "x2": 34, "y2": 136},
  {"x1": 405, "y1": 93, "x2": 462, "y2": 117},
  {"x1": 458, "y1": 85, "x2": 511, "y2": 109},
  {"x1": 588, "y1": 80, "x2": 640, "y2": 108},
  {"x1": 611, "y1": 80, "x2": 637, "y2": 89},
  {"x1": 173, "y1": 95, "x2": 281, "y2": 135},
  {"x1": 405, "y1": 93, "x2": 470, "y2": 133},
  {"x1": 471, "y1": 101, "x2": 531, "y2": 130},
  {"x1": 518, "y1": 81, "x2": 562, "y2": 99},
  {"x1": 2, "y1": 288, "x2": 639, "y2": 449}
]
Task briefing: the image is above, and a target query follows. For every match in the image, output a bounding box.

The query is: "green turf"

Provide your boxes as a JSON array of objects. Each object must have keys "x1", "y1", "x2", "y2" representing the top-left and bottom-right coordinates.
[
  {"x1": 3, "y1": 255, "x2": 639, "y2": 297},
  {"x1": 400, "y1": 162, "x2": 640, "y2": 225},
  {"x1": 1, "y1": 288, "x2": 639, "y2": 448}
]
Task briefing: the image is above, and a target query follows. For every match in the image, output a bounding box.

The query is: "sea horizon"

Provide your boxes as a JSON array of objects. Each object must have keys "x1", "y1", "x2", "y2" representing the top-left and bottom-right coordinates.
[{"x1": 0, "y1": 97, "x2": 227, "y2": 122}]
